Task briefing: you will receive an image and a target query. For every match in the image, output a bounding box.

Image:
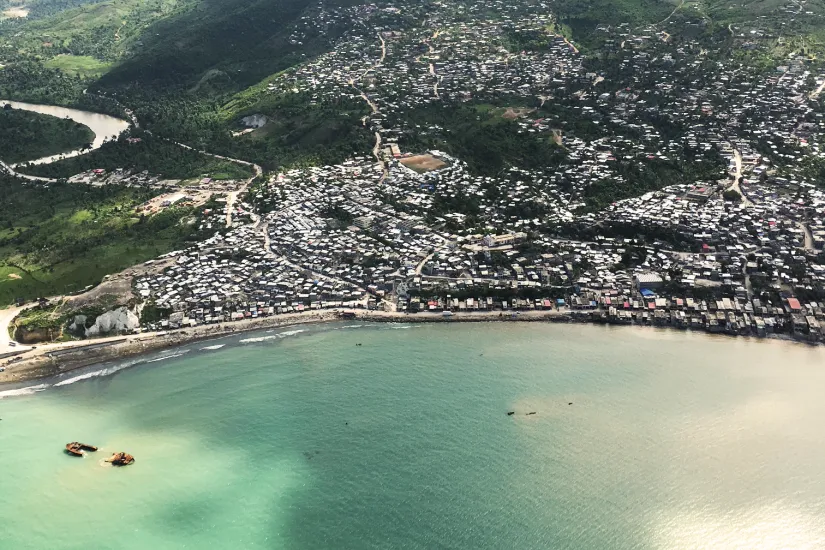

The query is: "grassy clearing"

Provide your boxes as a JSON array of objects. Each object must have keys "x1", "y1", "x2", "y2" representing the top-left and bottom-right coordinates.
[{"x1": 44, "y1": 54, "x2": 112, "y2": 77}]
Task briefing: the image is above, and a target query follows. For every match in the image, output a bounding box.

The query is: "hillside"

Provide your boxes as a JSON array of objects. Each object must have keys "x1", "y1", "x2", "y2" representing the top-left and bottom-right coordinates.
[{"x1": 96, "y1": 0, "x2": 361, "y2": 93}]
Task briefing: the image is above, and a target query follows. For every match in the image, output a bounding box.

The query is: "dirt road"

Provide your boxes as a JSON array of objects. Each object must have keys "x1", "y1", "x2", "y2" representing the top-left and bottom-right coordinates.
[{"x1": 729, "y1": 148, "x2": 753, "y2": 207}]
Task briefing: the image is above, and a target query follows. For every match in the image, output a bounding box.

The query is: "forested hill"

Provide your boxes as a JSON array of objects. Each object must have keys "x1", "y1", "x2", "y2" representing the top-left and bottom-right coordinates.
[{"x1": 96, "y1": 0, "x2": 362, "y2": 93}]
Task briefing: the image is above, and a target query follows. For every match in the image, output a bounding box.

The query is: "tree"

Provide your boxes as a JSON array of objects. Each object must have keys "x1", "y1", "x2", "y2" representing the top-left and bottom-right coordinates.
[{"x1": 723, "y1": 189, "x2": 741, "y2": 202}]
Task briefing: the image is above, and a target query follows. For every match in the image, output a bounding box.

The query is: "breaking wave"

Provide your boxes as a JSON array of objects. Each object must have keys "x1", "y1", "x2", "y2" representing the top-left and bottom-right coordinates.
[
  {"x1": 53, "y1": 356, "x2": 152, "y2": 386},
  {"x1": 145, "y1": 350, "x2": 190, "y2": 363},
  {"x1": 0, "y1": 384, "x2": 49, "y2": 399},
  {"x1": 382, "y1": 324, "x2": 418, "y2": 330},
  {"x1": 201, "y1": 344, "x2": 226, "y2": 351},
  {"x1": 240, "y1": 329, "x2": 306, "y2": 344}
]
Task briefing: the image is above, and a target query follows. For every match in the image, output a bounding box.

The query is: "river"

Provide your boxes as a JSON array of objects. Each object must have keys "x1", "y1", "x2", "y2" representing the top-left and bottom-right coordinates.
[{"x1": 0, "y1": 99, "x2": 130, "y2": 167}]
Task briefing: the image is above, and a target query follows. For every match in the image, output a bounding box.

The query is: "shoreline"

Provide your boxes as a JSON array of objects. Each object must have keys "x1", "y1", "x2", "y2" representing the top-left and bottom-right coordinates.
[{"x1": 0, "y1": 308, "x2": 815, "y2": 387}]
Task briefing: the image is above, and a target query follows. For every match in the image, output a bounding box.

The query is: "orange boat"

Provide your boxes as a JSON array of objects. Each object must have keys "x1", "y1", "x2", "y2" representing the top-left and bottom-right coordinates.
[{"x1": 65, "y1": 442, "x2": 98, "y2": 457}]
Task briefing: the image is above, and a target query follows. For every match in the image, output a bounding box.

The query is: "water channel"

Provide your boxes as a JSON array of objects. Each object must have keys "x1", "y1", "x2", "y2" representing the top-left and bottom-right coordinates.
[{"x1": 0, "y1": 99, "x2": 130, "y2": 167}]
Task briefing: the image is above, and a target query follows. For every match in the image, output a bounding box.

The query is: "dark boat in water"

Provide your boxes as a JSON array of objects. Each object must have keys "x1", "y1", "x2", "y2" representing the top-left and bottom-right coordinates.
[
  {"x1": 106, "y1": 452, "x2": 135, "y2": 466},
  {"x1": 65, "y1": 442, "x2": 98, "y2": 457}
]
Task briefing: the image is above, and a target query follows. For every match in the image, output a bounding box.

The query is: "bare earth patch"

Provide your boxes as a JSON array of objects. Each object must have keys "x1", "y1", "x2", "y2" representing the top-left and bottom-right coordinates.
[
  {"x1": 502, "y1": 107, "x2": 535, "y2": 120},
  {"x1": 400, "y1": 154, "x2": 448, "y2": 173},
  {"x1": 2, "y1": 7, "x2": 29, "y2": 18},
  {"x1": 7, "y1": 273, "x2": 22, "y2": 280}
]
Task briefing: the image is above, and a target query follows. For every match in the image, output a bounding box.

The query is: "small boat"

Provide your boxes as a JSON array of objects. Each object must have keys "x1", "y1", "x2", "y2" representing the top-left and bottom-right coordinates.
[
  {"x1": 65, "y1": 442, "x2": 98, "y2": 457},
  {"x1": 506, "y1": 411, "x2": 515, "y2": 416},
  {"x1": 106, "y1": 452, "x2": 135, "y2": 466},
  {"x1": 526, "y1": 412, "x2": 536, "y2": 416}
]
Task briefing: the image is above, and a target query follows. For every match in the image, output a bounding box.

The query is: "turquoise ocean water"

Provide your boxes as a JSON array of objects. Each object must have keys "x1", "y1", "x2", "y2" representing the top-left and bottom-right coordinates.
[{"x1": 2, "y1": 322, "x2": 825, "y2": 549}]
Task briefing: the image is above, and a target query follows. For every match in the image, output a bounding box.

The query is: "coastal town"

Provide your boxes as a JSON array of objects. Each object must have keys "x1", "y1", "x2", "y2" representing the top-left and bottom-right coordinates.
[
  {"x1": 6, "y1": 1, "x2": 825, "y2": 548},
  {"x1": 5, "y1": 0, "x2": 825, "y2": 377},
  {"x1": 127, "y1": 0, "x2": 825, "y2": 343}
]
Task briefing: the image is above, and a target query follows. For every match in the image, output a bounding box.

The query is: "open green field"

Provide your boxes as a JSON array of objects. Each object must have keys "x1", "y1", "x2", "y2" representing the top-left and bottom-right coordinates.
[
  {"x1": 0, "y1": 176, "x2": 202, "y2": 305},
  {"x1": 44, "y1": 54, "x2": 112, "y2": 77},
  {"x1": 1, "y1": 0, "x2": 190, "y2": 61}
]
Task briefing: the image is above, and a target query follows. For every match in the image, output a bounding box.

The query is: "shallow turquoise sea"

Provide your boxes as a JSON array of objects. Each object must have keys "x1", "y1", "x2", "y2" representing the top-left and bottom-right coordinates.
[{"x1": 2, "y1": 322, "x2": 825, "y2": 549}]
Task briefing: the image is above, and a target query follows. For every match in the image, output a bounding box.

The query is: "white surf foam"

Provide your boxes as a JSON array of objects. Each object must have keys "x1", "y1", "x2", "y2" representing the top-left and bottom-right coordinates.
[
  {"x1": 53, "y1": 357, "x2": 146, "y2": 386},
  {"x1": 0, "y1": 384, "x2": 49, "y2": 399},
  {"x1": 240, "y1": 329, "x2": 306, "y2": 343},
  {"x1": 145, "y1": 350, "x2": 190, "y2": 363}
]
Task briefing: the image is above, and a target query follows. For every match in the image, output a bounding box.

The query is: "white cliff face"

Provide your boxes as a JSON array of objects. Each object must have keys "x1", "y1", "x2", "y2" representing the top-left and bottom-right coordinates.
[{"x1": 85, "y1": 307, "x2": 140, "y2": 338}]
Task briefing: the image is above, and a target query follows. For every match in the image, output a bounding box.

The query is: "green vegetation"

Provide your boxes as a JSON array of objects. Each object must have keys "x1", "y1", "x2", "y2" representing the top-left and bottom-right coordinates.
[
  {"x1": 97, "y1": 0, "x2": 359, "y2": 93},
  {"x1": 0, "y1": 106, "x2": 94, "y2": 163},
  {"x1": 397, "y1": 103, "x2": 568, "y2": 175},
  {"x1": 0, "y1": 61, "x2": 101, "y2": 109},
  {"x1": 218, "y1": 93, "x2": 373, "y2": 171},
  {"x1": 553, "y1": 0, "x2": 674, "y2": 45},
  {"x1": 581, "y1": 157, "x2": 725, "y2": 211},
  {"x1": 1, "y1": 0, "x2": 191, "y2": 63},
  {"x1": 16, "y1": 131, "x2": 254, "y2": 179},
  {"x1": 44, "y1": 54, "x2": 112, "y2": 77},
  {"x1": 139, "y1": 300, "x2": 171, "y2": 324},
  {"x1": 0, "y1": 175, "x2": 203, "y2": 305},
  {"x1": 723, "y1": 189, "x2": 742, "y2": 201}
]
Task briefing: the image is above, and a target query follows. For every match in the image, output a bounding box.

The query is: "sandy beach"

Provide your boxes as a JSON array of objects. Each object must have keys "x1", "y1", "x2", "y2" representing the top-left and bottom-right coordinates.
[{"x1": 0, "y1": 309, "x2": 576, "y2": 385}]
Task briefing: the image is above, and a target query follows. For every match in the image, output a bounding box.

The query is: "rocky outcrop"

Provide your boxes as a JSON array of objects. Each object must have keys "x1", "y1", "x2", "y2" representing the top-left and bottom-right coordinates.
[
  {"x1": 14, "y1": 326, "x2": 60, "y2": 344},
  {"x1": 68, "y1": 315, "x2": 88, "y2": 335},
  {"x1": 241, "y1": 114, "x2": 268, "y2": 128},
  {"x1": 84, "y1": 307, "x2": 139, "y2": 338}
]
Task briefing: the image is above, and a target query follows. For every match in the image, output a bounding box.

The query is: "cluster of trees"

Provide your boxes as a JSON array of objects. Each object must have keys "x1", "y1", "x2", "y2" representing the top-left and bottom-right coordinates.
[
  {"x1": 0, "y1": 61, "x2": 87, "y2": 105},
  {"x1": 398, "y1": 103, "x2": 569, "y2": 176},
  {"x1": 0, "y1": 106, "x2": 94, "y2": 164},
  {"x1": 97, "y1": 0, "x2": 357, "y2": 94},
  {"x1": 17, "y1": 130, "x2": 252, "y2": 180},
  {"x1": 581, "y1": 155, "x2": 725, "y2": 212}
]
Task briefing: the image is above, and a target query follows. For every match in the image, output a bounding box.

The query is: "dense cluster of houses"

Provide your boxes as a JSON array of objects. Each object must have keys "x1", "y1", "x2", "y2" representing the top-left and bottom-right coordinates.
[{"x1": 126, "y1": 0, "x2": 825, "y2": 343}]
